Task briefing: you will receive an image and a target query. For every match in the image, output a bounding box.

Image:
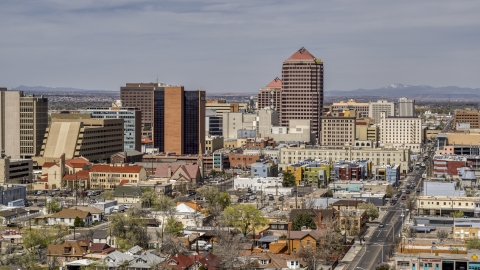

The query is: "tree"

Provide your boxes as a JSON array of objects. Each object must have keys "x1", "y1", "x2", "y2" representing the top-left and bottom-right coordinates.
[
  {"x1": 109, "y1": 209, "x2": 150, "y2": 250},
  {"x1": 282, "y1": 171, "x2": 296, "y2": 187},
  {"x1": 209, "y1": 169, "x2": 219, "y2": 178},
  {"x1": 153, "y1": 194, "x2": 176, "y2": 243},
  {"x1": 140, "y1": 187, "x2": 158, "y2": 208},
  {"x1": 453, "y1": 211, "x2": 465, "y2": 218},
  {"x1": 213, "y1": 231, "x2": 258, "y2": 269},
  {"x1": 46, "y1": 199, "x2": 62, "y2": 214},
  {"x1": 164, "y1": 216, "x2": 184, "y2": 236},
  {"x1": 158, "y1": 233, "x2": 188, "y2": 256},
  {"x1": 198, "y1": 186, "x2": 219, "y2": 206},
  {"x1": 358, "y1": 202, "x2": 379, "y2": 221},
  {"x1": 436, "y1": 230, "x2": 448, "y2": 239},
  {"x1": 214, "y1": 191, "x2": 231, "y2": 209},
  {"x1": 101, "y1": 190, "x2": 114, "y2": 200},
  {"x1": 292, "y1": 212, "x2": 317, "y2": 231},
  {"x1": 385, "y1": 185, "x2": 397, "y2": 198},
  {"x1": 74, "y1": 216, "x2": 85, "y2": 227},
  {"x1": 466, "y1": 238, "x2": 480, "y2": 249},
  {"x1": 222, "y1": 204, "x2": 268, "y2": 236}
]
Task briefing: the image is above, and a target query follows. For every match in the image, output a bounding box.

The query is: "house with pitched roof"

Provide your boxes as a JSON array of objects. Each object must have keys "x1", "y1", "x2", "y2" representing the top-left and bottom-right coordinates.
[
  {"x1": 242, "y1": 253, "x2": 306, "y2": 269},
  {"x1": 47, "y1": 240, "x2": 90, "y2": 266},
  {"x1": 68, "y1": 206, "x2": 104, "y2": 223},
  {"x1": 46, "y1": 208, "x2": 93, "y2": 227},
  {"x1": 161, "y1": 253, "x2": 220, "y2": 270},
  {"x1": 154, "y1": 163, "x2": 203, "y2": 187}
]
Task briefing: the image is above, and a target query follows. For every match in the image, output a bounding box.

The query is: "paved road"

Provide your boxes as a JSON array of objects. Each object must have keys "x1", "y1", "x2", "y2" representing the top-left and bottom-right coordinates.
[{"x1": 348, "y1": 169, "x2": 422, "y2": 270}]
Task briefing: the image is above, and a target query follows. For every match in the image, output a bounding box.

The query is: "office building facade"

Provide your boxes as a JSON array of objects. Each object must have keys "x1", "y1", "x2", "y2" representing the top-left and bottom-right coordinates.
[
  {"x1": 257, "y1": 77, "x2": 282, "y2": 111},
  {"x1": 332, "y1": 100, "x2": 369, "y2": 118},
  {"x1": 121, "y1": 83, "x2": 205, "y2": 155},
  {"x1": 398, "y1": 97, "x2": 415, "y2": 117},
  {"x1": 36, "y1": 113, "x2": 124, "y2": 165},
  {"x1": 368, "y1": 100, "x2": 395, "y2": 124},
  {"x1": 453, "y1": 109, "x2": 479, "y2": 129},
  {"x1": 281, "y1": 47, "x2": 324, "y2": 140},
  {"x1": 379, "y1": 112, "x2": 422, "y2": 152},
  {"x1": 0, "y1": 88, "x2": 48, "y2": 159},
  {"x1": 80, "y1": 107, "x2": 142, "y2": 152},
  {"x1": 321, "y1": 115, "x2": 356, "y2": 146}
]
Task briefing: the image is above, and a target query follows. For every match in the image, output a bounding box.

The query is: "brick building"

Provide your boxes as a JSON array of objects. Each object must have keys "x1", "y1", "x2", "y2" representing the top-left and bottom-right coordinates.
[
  {"x1": 432, "y1": 155, "x2": 469, "y2": 178},
  {"x1": 229, "y1": 154, "x2": 262, "y2": 169},
  {"x1": 453, "y1": 109, "x2": 480, "y2": 129},
  {"x1": 245, "y1": 137, "x2": 275, "y2": 149}
]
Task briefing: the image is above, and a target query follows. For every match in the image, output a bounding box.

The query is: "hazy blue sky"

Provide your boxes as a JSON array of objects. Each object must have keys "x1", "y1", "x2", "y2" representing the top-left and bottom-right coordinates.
[{"x1": 1, "y1": 0, "x2": 480, "y2": 93}]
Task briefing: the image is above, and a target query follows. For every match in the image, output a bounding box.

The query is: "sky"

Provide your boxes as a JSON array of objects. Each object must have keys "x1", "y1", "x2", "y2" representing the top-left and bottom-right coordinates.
[{"x1": 1, "y1": 0, "x2": 480, "y2": 93}]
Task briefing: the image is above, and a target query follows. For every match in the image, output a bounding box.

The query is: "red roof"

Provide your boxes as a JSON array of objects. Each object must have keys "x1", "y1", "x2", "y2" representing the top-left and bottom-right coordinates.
[
  {"x1": 89, "y1": 164, "x2": 143, "y2": 173},
  {"x1": 42, "y1": 162, "x2": 57, "y2": 168},
  {"x1": 90, "y1": 243, "x2": 115, "y2": 254},
  {"x1": 266, "y1": 77, "x2": 282, "y2": 87},
  {"x1": 63, "y1": 170, "x2": 90, "y2": 181},
  {"x1": 38, "y1": 177, "x2": 48, "y2": 183},
  {"x1": 66, "y1": 157, "x2": 90, "y2": 167},
  {"x1": 118, "y1": 180, "x2": 129, "y2": 186},
  {"x1": 162, "y1": 253, "x2": 194, "y2": 269},
  {"x1": 287, "y1": 47, "x2": 316, "y2": 60}
]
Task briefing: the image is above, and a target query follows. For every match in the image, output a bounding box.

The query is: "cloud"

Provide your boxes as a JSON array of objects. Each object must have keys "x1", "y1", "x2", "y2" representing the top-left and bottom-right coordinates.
[{"x1": 0, "y1": 0, "x2": 480, "y2": 92}]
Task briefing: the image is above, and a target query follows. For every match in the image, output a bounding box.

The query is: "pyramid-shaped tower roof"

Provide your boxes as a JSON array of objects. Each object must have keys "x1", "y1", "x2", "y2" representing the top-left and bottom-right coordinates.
[
  {"x1": 266, "y1": 77, "x2": 282, "y2": 87},
  {"x1": 287, "y1": 47, "x2": 316, "y2": 60}
]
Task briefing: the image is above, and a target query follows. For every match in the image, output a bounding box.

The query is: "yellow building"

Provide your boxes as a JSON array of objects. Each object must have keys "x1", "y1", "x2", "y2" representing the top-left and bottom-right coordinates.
[{"x1": 285, "y1": 165, "x2": 305, "y2": 185}]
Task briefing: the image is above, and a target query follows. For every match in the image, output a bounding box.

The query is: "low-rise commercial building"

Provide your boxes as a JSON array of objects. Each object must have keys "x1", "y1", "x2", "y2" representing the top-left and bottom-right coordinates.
[
  {"x1": 251, "y1": 160, "x2": 278, "y2": 177},
  {"x1": 375, "y1": 164, "x2": 401, "y2": 186},
  {"x1": 416, "y1": 196, "x2": 480, "y2": 217},
  {"x1": 205, "y1": 136, "x2": 224, "y2": 153},
  {"x1": 89, "y1": 164, "x2": 146, "y2": 190},
  {"x1": 229, "y1": 154, "x2": 262, "y2": 169},
  {"x1": 0, "y1": 184, "x2": 27, "y2": 206},
  {"x1": 279, "y1": 145, "x2": 409, "y2": 174}
]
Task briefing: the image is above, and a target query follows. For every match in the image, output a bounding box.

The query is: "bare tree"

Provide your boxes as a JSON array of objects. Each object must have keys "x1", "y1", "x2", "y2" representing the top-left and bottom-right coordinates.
[
  {"x1": 158, "y1": 233, "x2": 188, "y2": 257},
  {"x1": 302, "y1": 197, "x2": 317, "y2": 209},
  {"x1": 213, "y1": 231, "x2": 254, "y2": 269}
]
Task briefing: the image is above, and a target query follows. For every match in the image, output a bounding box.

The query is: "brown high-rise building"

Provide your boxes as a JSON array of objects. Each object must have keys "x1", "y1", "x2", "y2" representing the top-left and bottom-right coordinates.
[
  {"x1": 257, "y1": 77, "x2": 282, "y2": 111},
  {"x1": 454, "y1": 109, "x2": 480, "y2": 129},
  {"x1": 120, "y1": 83, "x2": 205, "y2": 154},
  {"x1": 280, "y1": 47, "x2": 324, "y2": 139}
]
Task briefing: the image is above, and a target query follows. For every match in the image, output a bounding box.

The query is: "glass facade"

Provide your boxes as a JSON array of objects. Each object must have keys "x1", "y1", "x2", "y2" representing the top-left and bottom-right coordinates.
[
  {"x1": 153, "y1": 89, "x2": 165, "y2": 151},
  {"x1": 184, "y1": 91, "x2": 200, "y2": 155}
]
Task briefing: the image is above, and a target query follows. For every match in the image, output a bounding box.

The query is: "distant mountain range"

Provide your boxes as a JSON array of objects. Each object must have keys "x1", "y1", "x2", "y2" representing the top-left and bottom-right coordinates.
[
  {"x1": 12, "y1": 84, "x2": 480, "y2": 100},
  {"x1": 13, "y1": 85, "x2": 115, "y2": 92},
  {"x1": 326, "y1": 84, "x2": 480, "y2": 99}
]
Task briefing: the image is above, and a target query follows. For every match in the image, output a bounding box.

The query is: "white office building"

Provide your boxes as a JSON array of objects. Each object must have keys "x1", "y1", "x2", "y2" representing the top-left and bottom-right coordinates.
[
  {"x1": 380, "y1": 112, "x2": 422, "y2": 152},
  {"x1": 369, "y1": 100, "x2": 395, "y2": 124}
]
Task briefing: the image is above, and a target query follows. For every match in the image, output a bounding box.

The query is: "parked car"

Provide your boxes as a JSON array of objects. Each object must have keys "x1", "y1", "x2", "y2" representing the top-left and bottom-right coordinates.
[{"x1": 379, "y1": 223, "x2": 384, "y2": 228}]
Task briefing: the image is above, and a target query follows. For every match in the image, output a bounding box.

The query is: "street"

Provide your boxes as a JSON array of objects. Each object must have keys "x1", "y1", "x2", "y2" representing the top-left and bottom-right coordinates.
[{"x1": 348, "y1": 167, "x2": 423, "y2": 270}]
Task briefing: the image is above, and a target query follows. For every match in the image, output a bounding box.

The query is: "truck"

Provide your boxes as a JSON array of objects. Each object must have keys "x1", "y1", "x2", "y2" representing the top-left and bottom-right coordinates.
[
  {"x1": 7, "y1": 199, "x2": 25, "y2": 207},
  {"x1": 113, "y1": 204, "x2": 125, "y2": 213}
]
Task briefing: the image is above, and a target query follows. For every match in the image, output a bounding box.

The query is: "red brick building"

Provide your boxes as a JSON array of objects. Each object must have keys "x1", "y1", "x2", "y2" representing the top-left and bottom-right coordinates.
[{"x1": 229, "y1": 154, "x2": 262, "y2": 169}]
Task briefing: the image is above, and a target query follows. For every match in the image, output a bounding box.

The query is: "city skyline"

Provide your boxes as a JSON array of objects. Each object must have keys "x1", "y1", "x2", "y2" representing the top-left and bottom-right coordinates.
[{"x1": 1, "y1": 1, "x2": 480, "y2": 93}]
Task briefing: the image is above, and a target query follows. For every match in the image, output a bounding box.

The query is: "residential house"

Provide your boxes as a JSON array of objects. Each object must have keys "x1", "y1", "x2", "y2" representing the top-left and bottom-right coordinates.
[
  {"x1": 89, "y1": 243, "x2": 115, "y2": 254},
  {"x1": 47, "y1": 240, "x2": 90, "y2": 266},
  {"x1": 331, "y1": 200, "x2": 363, "y2": 211},
  {"x1": 338, "y1": 209, "x2": 368, "y2": 236},
  {"x1": 126, "y1": 252, "x2": 165, "y2": 270},
  {"x1": 0, "y1": 208, "x2": 29, "y2": 225},
  {"x1": 92, "y1": 229, "x2": 117, "y2": 248},
  {"x1": 47, "y1": 208, "x2": 93, "y2": 227},
  {"x1": 68, "y1": 206, "x2": 104, "y2": 223},
  {"x1": 287, "y1": 230, "x2": 325, "y2": 254},
  {"x1": 242, "y1": 253, "x2": 306, "y2": 269},
  {"x1": 112, "y1": 186, "x2": 143, "y2": 204},
  {"x1": 103, "y1": 251, "x2": 134, "y2": 269},
  {"x1": 161, "y1": 253, "x2": 220, "y2": 270},
  {"x1": 155, "y1": 203, "x2": 205, "y2": 229}
]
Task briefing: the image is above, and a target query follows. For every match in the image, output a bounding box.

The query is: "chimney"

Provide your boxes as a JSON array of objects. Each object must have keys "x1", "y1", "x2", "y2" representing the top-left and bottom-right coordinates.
[
  {"x1": 168, "y1": 166, "x2": 172, "y2": 178},
  {"x1": 287, "y1": 222, "x2": 292, "y2": 253}
]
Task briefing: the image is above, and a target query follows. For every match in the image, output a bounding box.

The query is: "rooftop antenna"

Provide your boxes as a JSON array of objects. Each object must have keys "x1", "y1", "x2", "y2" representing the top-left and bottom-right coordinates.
[{"x1": 156, "y1": 75, "x2": 159, "y2": 83}]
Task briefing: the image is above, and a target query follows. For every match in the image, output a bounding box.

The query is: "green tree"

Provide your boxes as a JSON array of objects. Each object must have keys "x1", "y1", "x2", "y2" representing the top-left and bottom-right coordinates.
[
  {"x1": 358, "y1": 202, "x2": 379, "y2": 221},
  {"x1": 453, "y1": 211, "x2": 465, "y2": 218},
  {"x1": 223, "y1": 204, "x2": 268, "y2": 236},
  {"x1": 198, "y1": 186, "x2": 220, "y2": 205},
  {"x1": 282, "y1": 171, "x2": 296, "y2": 187},
  {"x1": 209, "y1": 169, "x2": 219, "y2": 178},
  {"x1": 74, "y1": 216, "x2": 85, "y2": 227},
  {"x1": 140, "y1": 187, "x2": 158, "y2": 208},
  {"x1": 46, "y1": 199, "x2": 62, "y2": 214},
  {"x1": 291, "y1": 212, "x2": 317, "y2": 231},
  {"x1": 164, "y1": 216, "x2": 184, "y2": 236},
  {"x1": 101, "y1": 190, "x2": 114, "y2": 200},
  {"x1": 214, "y1": 191, "x2": 231, "y2": 209},
  {"x1": 153, "y1": 194, "x2": 176, "y2": 243},
  {"x1": 466, "y1": 238, "x2": 480, "y2": 249}
]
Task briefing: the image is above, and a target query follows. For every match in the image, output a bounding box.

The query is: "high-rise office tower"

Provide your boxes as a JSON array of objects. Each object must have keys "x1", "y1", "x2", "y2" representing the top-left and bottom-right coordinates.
[
  {"x1": 257, "y1": 77, "x2": 282, "y2": 111},
  {"x1": 280, "y1": 47, "x2": 324, "y2": 139},
  {"x1": 368, "y1": 100, "x2": 395, "y2": 124},
  {"x1": 120, "y1": 83, "x2": 205, "y2": 155},
  {"x1": 398, "y1": 97, "x2": 415, "y2": 117},
  {"x1": 0, "y1": 88, "x2": 48, "y2": 159}
]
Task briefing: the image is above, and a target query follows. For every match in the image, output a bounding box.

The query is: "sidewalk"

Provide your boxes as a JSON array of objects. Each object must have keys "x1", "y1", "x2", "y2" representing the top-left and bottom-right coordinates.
[{"x1": 335, "y1": 241, "x2": 364, "y2": 270}]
